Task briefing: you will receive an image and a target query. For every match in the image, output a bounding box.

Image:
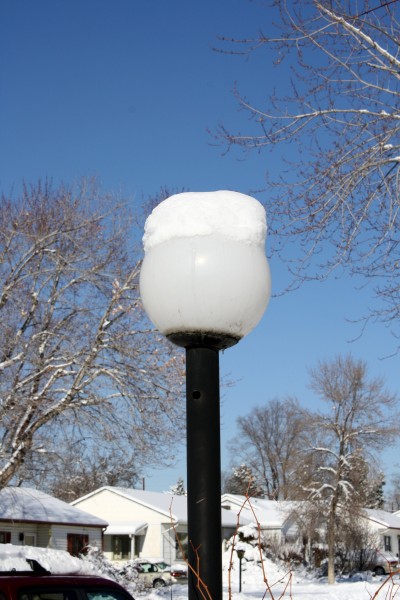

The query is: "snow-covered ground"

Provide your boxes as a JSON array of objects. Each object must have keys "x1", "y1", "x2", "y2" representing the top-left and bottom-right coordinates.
[
  {"x1": 0, "y1": 545, "x2": 399, "y2": 600},
  {"x1": 151, "y1": 561, "x2": 400, "y2": 600}
]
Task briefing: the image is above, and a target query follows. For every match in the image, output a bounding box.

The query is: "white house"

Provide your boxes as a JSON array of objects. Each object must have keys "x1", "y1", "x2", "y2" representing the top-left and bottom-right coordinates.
[
  {"x1": 364, "y1": 509, "x2": 400, "y2": 557},
  {"x1": 221, "y1": 494, "x2": 301, "y2": 544},
  {"x1": 221, "y1": 494, "x2": 400, "y2": 558},
  {"x1": 0, "y1": 487, "x2": 108, "y2": 555},
  {"x1": 72, "y1": 487, "x2": 249, "y2": 563}
]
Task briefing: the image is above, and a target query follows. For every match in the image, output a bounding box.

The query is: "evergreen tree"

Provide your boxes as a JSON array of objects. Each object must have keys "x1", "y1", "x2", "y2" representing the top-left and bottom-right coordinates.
[
  {"x1": 169, "y1": 477, "x2": 186, "y2": 496},
  {"x1": 223, "y1": 464, "x2": 264, "y2": 497}
]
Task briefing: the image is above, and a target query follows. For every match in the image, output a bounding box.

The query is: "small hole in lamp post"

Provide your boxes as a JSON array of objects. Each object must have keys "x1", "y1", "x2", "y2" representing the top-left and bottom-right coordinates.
[{"x1": 140, "y1": 190, "x2": 271, "y2": 600}]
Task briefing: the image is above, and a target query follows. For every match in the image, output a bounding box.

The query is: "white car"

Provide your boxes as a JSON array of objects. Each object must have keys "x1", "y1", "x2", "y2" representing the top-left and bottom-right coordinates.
[
  {"x1": 132, "y1": 559, "x2": 187, "y2": 588},
  {"x1": 368, "y1": 551, "x2": 399, "y2": 576}
]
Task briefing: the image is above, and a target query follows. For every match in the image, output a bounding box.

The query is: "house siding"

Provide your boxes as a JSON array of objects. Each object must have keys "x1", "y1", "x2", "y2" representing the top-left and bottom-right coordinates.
[
  {"x1": 0, "y1": 523, "x2": 38, "y2": 546},
  {"x1": 74, "y1": 489, "x2": 171, "y2": 524},
  {"x1": 162, "y1": 524, "x2": 176, "y2": 563},
  {"x1": 17, "y1": 524, "x2": 38, "y2": 545},
  {"x1": 37, "y1": 525, "x2": 51, "y2": 548},
  {"x1": 141, "y1": 523, "x2": 163, "y2": 558},
  {"x1": 0, "y1": 525, "x2": 18, "y2": 545},
  {"x1": 74, "y1": 489, "x2": 176, "y2": 561},
  {"x1": 49, "y1": 525, "x2": 103, "y2": 552}
]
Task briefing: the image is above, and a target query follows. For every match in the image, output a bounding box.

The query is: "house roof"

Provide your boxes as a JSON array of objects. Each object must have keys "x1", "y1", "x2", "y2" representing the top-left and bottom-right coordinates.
[
  {"x1": 74, "y1": 487, "x2": 188, "y2": 522},
  {"x1": 105, "y1": 522, "x2": 147, "y2": 535},
  {"x1": 222, "y1": 496, "x2": 400, "y2": 532},
  {"x1": 0, "y1": 487, "x2": 108, "y2": 528},
  {"x1": 364, "y1": 509, "x2": 400, "y2": 530},
  {"x1": 221, "y1": 494, "x2": 298, "y2": 528},
  {"x1": 73, "y1": 487, "x2": 249, "y2": 528}
]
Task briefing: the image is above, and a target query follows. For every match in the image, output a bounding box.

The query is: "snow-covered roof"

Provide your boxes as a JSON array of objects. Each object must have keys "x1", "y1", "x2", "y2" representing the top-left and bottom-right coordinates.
[
  {"x1": 73, "y1": 487, "x2": 249, "y2": 528},
  {"x1": 73, "y1": 487, "x2": 188, "y2": 522},
  {"x1": 221, "y1": 494, "x2": 297, "y2": 528},
  {"x1": 364, "y1": 509, "x2": 400, "y2": 530},
  {"x1": 104, "y1": 522, "x2": 147, "y2": 535},
  {"x1": 222, "y1": 496, "x2": 400, "y2": 532},
  {"x1": 0, "y1": 487, "x2": 108, "y2": 527}
]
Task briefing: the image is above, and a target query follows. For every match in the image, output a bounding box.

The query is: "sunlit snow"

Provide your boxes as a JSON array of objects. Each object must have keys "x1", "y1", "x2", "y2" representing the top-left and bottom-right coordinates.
[
  {"x1": 142, "y1": 191, "x2": 267, "y2": 252},
  {"x1": 0, "y1": 544, "x2": 399, "y2": 600}
]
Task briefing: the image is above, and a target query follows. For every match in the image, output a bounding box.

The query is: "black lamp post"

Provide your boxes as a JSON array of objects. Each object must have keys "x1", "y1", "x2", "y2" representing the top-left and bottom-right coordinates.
[
  {"x1": 236, "y1": 548, "x2": 245, "y2": 593},
  {"x1": 140, "y1": 190, "x2": 271, "y2": 600}
]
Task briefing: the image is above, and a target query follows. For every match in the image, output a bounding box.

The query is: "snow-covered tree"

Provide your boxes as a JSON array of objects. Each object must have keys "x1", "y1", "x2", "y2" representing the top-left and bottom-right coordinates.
[
  {"x1": 169, "y1": 476, "x2": 186, "y2": 496},
  {"x1": 216, "y1": 1, "x2": 400, "y2": 346},
  {"x1": 223, "y1": 464, "x2": 264, "y2": 497},
  {"x1": 0, "y1": 180, "x2": 185, "y2": 488},
  {"x1": 24, "y1": 444, "x2": 141, "y2": 502},
  {"x1": 303, "y1": 355, "x2": 398, "y2": 584}
]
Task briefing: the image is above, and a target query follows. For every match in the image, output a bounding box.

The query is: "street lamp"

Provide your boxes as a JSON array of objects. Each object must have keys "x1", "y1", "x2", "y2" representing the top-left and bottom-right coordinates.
[
  {"x1": 236, "y1": 548, "x2": 245, "y2": 593},
  {"x1": 140, "y1": 190, "x2": 271, "y2": 600}
]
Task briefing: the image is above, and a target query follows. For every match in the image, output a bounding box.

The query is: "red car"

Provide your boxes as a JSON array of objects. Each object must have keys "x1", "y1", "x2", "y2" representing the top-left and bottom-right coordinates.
[{"x1": 0, "y1": 563, "x2": 135, "y2": 600}]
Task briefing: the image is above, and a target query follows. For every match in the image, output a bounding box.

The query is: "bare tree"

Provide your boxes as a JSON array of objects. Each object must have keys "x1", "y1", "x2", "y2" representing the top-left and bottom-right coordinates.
[
  {"x1": 0, "y1": 180, "x2": 185, "y2": 488},
  {"x1": 386, "y1": 471, "x2": 400, "y2": 510},
  {"x1": 229, "y1": 397, "x2": 309, "y2": 499},
  {"x1": 333, "y1": 513, "x2": 380, "y2": 574},
  {"x1": 19, "y1": 442, "x2": 141, "y2": 502},
  {"x1": 303, "y1": 354, "x2": 398, "y2": 583},
  {"x1": 216, "y1": 1, "x2": 400, "y2": 340}
]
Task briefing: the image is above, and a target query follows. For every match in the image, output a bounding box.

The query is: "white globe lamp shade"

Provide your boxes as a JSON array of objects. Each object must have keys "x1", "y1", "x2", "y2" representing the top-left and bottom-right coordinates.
[{"x1": 139, "y1": 191, "x2": 271, "y2": 349}]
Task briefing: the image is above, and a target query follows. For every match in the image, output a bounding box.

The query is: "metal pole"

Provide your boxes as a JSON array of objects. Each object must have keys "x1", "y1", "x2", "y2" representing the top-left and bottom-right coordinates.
[
  {"x1": 239, "y1": 557, "x2": 242, "y2": 593},
  {"x1": 186, "y1": 345, "x2": 222, "y2": 600}
]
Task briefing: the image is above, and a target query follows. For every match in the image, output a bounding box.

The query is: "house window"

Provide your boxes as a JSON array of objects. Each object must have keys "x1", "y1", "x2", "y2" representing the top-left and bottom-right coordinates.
[
  {"x1": 112, "y1": 536, "x2": 130, "y2": 560},
  {"x1": 175, "y1": 532, "x2": 188, "y2": 560},
  {"x1": 384, "y1": 536, "x2": 392, "y2": 552},
  {"x1": 0, "y1": 532, "x2": 11, "y2": 544},
  {"x1": 67, "y1": 534, "x2": 89, "y2": 557}
]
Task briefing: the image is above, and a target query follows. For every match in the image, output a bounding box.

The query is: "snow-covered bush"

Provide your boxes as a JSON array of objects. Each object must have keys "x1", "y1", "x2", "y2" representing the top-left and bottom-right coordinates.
[
  {"x1": 0, "y1": 544, "x2": 94, "y2": 575},
  {"x1": 225, "y1": 524, "x2": 266, "y2": 565},
  {"x1": 81, "y1": 547, "x2": 143, "y2": 595},
  {"x1": 276, "y1": 543, "x2": 305, "y2": 567}
]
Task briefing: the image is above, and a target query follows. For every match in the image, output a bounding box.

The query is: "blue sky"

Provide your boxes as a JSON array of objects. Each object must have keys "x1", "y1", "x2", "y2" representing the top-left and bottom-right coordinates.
[{"x1": 1, "y1": 1, "x2": 398, "y2": 494}]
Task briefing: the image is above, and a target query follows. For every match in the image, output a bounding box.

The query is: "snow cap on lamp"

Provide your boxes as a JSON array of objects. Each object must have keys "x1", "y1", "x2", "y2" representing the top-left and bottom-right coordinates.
[{"x1": 140, "y1": 190, "x2": 271, "y2": 349}]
